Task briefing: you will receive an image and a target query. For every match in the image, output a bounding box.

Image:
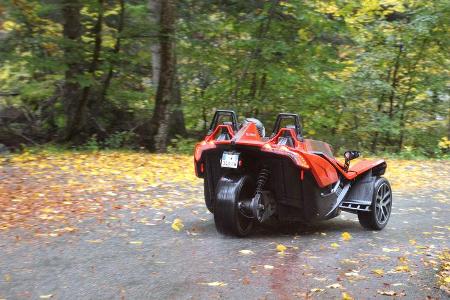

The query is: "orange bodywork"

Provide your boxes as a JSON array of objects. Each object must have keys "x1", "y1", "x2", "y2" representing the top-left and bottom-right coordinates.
[{"x1": 194, "y1": 123, "x2": 386, "y2": 188}]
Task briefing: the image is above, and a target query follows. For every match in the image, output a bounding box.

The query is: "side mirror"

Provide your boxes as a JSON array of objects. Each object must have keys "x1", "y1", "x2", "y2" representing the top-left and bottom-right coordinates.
[{"x1": 344, "y1": 150, "x2": 360, "y2": 171}]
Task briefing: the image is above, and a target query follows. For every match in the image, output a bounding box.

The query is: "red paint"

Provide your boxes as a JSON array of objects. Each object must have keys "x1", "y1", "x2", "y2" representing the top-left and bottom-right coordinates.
[
  {"x1": 301, "y1": 151, "x2": 339, "y2": 187},
  {"x1": 194, "y1": 120, "x2": 387, "y2": 186}
]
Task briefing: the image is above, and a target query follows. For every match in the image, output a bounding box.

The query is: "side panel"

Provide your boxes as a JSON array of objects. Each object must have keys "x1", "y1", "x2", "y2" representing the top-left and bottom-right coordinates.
[{"x1": 301, "y1": 152, "x2": 339, "y2": 188}]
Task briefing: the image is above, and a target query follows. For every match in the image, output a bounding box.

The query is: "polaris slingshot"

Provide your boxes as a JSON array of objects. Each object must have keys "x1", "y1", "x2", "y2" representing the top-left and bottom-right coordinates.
[{"x1": 194, "y1": 110, "x2": 392, "y2": 236}]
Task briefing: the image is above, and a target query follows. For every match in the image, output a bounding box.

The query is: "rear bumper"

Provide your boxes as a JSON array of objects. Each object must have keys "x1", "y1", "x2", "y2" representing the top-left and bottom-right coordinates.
[{"x1": 198, "y1": 145, "x2": 339, "y2": 222}]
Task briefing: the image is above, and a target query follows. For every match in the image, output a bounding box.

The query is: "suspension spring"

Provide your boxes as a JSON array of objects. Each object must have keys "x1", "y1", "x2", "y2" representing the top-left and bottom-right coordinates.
[{"x1": 256, "y1": 167, "x2": 270, "y2": 193}]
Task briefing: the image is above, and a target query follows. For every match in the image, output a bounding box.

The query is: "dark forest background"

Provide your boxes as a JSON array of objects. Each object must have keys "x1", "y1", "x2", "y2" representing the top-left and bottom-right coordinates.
[{"x1": 0, "y1": 0, "x2": 449, "y2": 156}]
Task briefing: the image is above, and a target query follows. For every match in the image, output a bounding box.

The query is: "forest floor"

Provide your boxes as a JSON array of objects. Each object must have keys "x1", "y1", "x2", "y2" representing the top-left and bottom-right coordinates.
[{"x1": 0, "y1": 151, "x2": 449, "y2": 299}]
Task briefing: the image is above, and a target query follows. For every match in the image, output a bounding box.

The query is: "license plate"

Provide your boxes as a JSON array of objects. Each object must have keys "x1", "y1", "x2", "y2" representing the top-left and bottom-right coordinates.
[{"x1": 221, "y1": 152, "x2": 240, "y2": 168}]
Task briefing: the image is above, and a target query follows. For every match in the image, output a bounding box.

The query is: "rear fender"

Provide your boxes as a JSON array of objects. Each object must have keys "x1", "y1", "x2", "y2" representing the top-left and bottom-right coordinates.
[
  {"x1": 349, "y1": 160, "x2": 387, "y2": 178},
  {"x1": 301, "y1": 152, "x2": 339, "y2": 188}
]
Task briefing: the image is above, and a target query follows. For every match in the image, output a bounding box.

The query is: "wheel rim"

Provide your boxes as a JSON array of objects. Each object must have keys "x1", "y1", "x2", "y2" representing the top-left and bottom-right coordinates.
[
  {"x1": 237, "y1": 181, "x2": 254, "y2": 232},
  {"x1": 375, "y1": 182, "x2": 392, "y2": 224}
]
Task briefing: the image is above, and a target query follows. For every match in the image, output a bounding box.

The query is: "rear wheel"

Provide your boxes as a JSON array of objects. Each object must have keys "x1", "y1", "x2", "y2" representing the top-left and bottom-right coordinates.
[
  {"x1": 214, "y1": 175, "x2": 255, "y2": 237},
  {"x1": 204, "y1": 178, "x2": 214, "y2": 213},
  {"x1": 358, "y1": 177, "x2": 392, "y2": 230}
]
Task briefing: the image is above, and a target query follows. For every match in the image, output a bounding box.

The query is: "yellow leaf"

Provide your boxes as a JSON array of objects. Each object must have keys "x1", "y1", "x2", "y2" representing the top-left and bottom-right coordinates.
[
  {"x1": 331, "y1": 243, "x2": 340, "y2": 248},
  {"x1": 409, "y1": 239, "x2": 416, "y2": 245},
  {"x1": 382, "y1": 247, "x2": 399, "y2": 252},
  {"x1": 372, "y1": 269, "x2": 384, "y2": 276},
  {"x1": 342, "y1": 292, "x2": 354, "y2": 300},
  {"x1": 276, "y1": 244, "x2": 287, "y2": 253},
  {"x1": 129, "y1": 241, "x2": 143, "y2": 245},
  {"x1": 62, "y1": 227, "x2": 76, "y2": 232},
  {"x1": 395, "y1": 265, "x2": 410, "y2": 272},
  {"x1": 341, "y1": 232, "x2": 352, "y2": 241},
  {"x1": 201, "y1": 281, "x2": 227, "y2": 287},
  {"x1": 171, "y1": 218, "x2": 184, "y2": 231},
  {"x1": 377, "y1": 290, "x2": 397, "y2": 296},
  {"x1": 444, "y1": 277, "x2": 450, "y2": 283},
  {"x1": 86, "y1": 239, "x2": 103, "y2": 243}
]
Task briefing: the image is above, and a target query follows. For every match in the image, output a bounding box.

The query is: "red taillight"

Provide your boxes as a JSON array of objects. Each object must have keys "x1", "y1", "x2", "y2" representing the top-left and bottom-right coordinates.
[
  {"x1": 200, "y1": 163, "x2": 204, "y2": 173},
  {"x1": 194, "y1": 143, "x2": 203, "y2": 161}
]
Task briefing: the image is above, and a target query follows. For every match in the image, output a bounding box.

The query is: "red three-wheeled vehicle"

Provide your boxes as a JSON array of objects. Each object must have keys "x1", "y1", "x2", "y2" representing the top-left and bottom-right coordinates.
[{"x1": 194, "y1": 110, "x2": 392, "y2": 236}]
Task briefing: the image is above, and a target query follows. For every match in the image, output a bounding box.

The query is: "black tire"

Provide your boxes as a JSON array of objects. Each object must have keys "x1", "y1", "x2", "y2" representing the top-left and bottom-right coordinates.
[
  {"x1": 358, "y1": 177, "x2": 392, "y2": 230},
  {"x1": 214, "y1": 174, "x2": 255, "y2": 237},
  {"x1": 204, "y1": 178, "x2": 214, "y2": 213}
]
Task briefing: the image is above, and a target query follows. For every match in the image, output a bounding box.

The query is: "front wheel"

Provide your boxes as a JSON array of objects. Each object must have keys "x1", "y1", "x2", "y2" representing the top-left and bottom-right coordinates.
[
  {"x1": 214, "y1": 175, "x2": 255, "y2": 237},
  {"x1": 358, "y1": 177, "x2": 392, "y2": 230}
]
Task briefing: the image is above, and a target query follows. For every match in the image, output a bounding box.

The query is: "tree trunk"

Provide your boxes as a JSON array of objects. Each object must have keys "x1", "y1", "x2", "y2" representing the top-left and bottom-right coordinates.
[
  {"x1": 149, "y1": 0, "x2": 176, "y2": 152},
  {"x1": 170, "y1": 66, "x2": 187, "y2": 137},
  {"x1": 64, "y1": 0, "x2": 104, "y2": 141},
  {"x1": 231, "y1": 0, "x2": 278, "y2": 103},
  {"x1": 370, "y1": 66, "x2": 392, "y2": 153},
  {"x1": 397, "y1": 42, "x2": 426, "y2": 152},
  {"x1": 384, "y1": 44, "x2": 403, "y2": 147},
  {"x1": 388, "y1": 44, "x2": 403, "y2": 119},
  {"x1": 88, "y1": 0, "x2": 125, "y2": 138},
  {"x1": 149, "y1": 0, "x2": 186, "y2": 142},
  {"x1": 98, "y1": 0, "x2": 125, "y2": 109},
  {"x1": 149, "y1": 0, "x2": 162, "y2": 87},
  {"x1": 60, "y1": 0, "x2": 83, "y2": 141}
]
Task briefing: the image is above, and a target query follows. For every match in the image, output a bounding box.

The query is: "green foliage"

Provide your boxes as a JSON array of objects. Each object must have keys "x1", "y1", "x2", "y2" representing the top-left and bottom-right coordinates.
[
  {"x1": 167, "y1": 136, "x2": 197, "y2": 155},
  {"x1": 0, "y1": 0, "x2": 448, "y2": 156},
  {"x1": 80, "y1": 131, "x2": 138, "y2": 151},
  {"x1": 103, "y1": 131, "x2": 138, "y2": 149},
  {"x1": 82, "y1": 135, "x2": 101, "y2": 152}
]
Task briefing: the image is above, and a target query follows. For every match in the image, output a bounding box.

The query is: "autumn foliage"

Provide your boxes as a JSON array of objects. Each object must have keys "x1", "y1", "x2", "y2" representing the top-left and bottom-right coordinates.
[{"x1": 1, "y1": 151, "x2": 448, "y2": 235}]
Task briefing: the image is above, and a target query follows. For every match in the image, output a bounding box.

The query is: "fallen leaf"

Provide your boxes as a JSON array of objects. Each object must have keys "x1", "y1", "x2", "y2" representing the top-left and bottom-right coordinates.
[
  {"x1": 377, "y1": 290, "x2": 398, "y2": 296},
  {"x1": 382, "y1": 247, "x2": 400, "y2": 252},
  {"x1": 39, "y1": 295, "x2": 53, "y2": 299},
  {"x1": 326, "y1": 283, "x2": 342, "y2": 289},
  {"x1": 313, "y1": 277, "x2": 327, "y2": 281},
  {"x1": 331, "y1": 242, "x2": 340, "y2": 248},
  {"x1": 129, "y1": 241, "x2": 143, "y2": 245},
  {"x1": 342, "y1": 292, "x2": 354, "y2": 300},
  {"x1": 344, "y1": 270, "x2": 366, "y2": 280},
  {"x1": 86, "y1": 239, "x2": 103, "y2": 243},
  {"x1": 372, "y1": 269, "x2": 384, "y2": 276},
  {"x1": 395, "y1": 265, "x2": 410, "y2": 272},
  {"x1": 264, "y1": 265, "x2": 274, "y2": 270},
  {"x1": 409, "y1": 239, "x2": 416, "y2": 245},
  {"x1": 239, "y1": 250, "x2": 254, "y2": 255},
  {"x1": 276, "y1": 244, "x2": 287, "y2": 253},
  {"x1": 310, "y1": 288, "x2": 324, "y2": 293},
  {"x1": 171, "y1": 218, "x2": 184, "y2": 231},
  {"x1": 4, "y1": 274, "x2": 11, "y2": 282},
  {"x1": 200, "y1": 281, "x2": 227, "y2": 287},
  {"x1": 341, "y1": 232, "x2": 352, "y2": 241}
]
